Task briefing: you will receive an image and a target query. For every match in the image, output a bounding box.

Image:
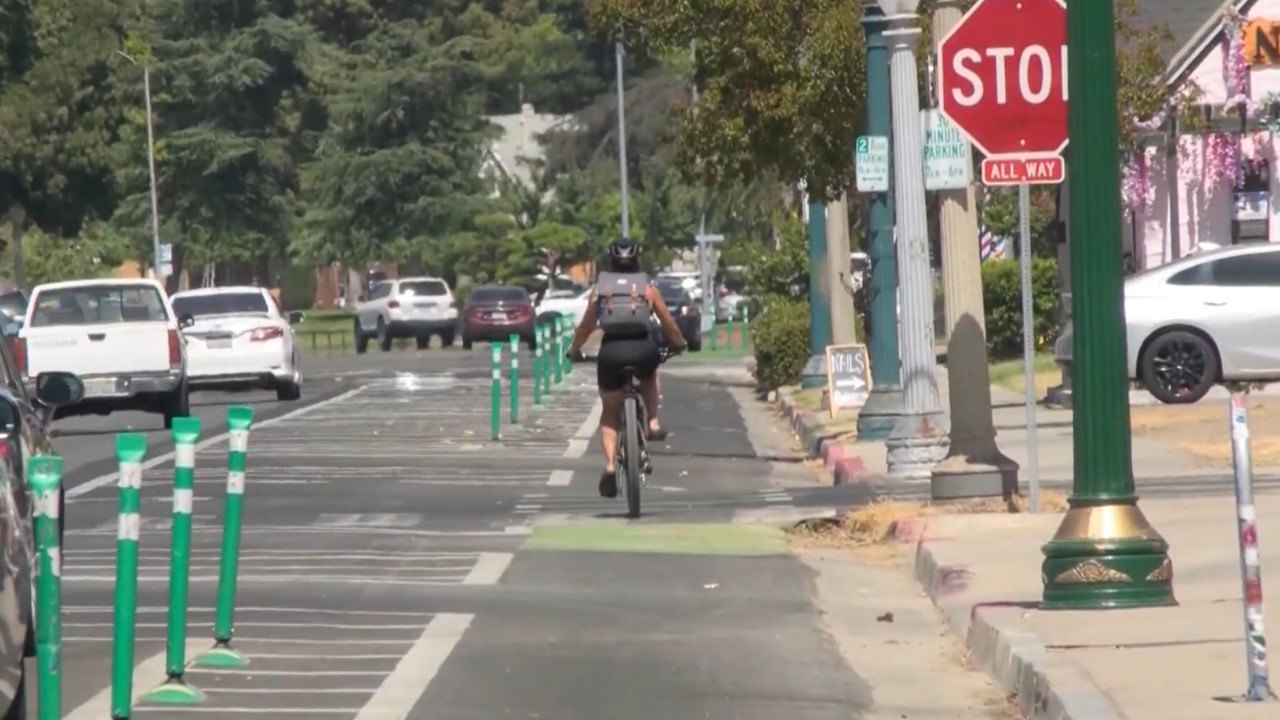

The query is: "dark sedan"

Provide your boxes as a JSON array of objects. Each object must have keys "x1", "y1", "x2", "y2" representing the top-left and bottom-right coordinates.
[
  {"x1": 461, "y1": 285, "x2": 536, "y2": 350},
  {"x1": 654, "y1": 280, "x2": 702, "y2": 352}
]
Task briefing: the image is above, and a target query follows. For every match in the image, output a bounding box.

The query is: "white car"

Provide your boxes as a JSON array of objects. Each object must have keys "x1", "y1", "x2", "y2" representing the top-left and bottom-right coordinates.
[
  {"x1": 354, "y1": 277, "x2": 458, "y2": 353},
  {"x1": 171, "y1": 286, "x2": 303, "y2": 401},
  {"x1": 657, "y1": 271, "x2": 702, "y2": 301},
  {"x1": 534, "y1": 287, "x2": 590, "y2": 327},
  {"x1": 18, "y1": 278, "x2": 190, "y2": 427}
]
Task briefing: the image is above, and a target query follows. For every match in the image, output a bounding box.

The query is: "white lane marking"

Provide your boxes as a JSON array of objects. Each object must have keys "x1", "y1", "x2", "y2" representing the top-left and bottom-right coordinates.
[
  {"x1": 190, "y1": 668, "x2": 386, "y2": 676},
  {"x1": 546, "y1": 470, "x2": 572, "y2": 486},
  {"x1": 63, "y1": 640, "x2": 203, "y2": 720},
  {"x1": 462, "y1": 552, "x2": 514, "y2": 585},
  {"x1": 353, "y1": 613, "x2": 473, "y2": 720},
  {"x1": 562, "y1": 398, "x2": 602, "y2": 458},
  {"x1": 503, "y1": 525, "x2": 533, "y2": 534},
  {"x1": 67, "y1": 387, "x2": 368, "y2": 499},
  {"x1": 133, "y1": 708, "x2": 358, "y2": 714},
  {"x1": 523, "y1": 492, "x2": 549, "y2": 498}
]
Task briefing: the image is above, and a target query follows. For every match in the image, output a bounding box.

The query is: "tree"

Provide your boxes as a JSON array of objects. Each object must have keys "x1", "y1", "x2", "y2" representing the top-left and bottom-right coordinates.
[{"x1": 585, "y1": 0, "x2": 865, "y2": 197}]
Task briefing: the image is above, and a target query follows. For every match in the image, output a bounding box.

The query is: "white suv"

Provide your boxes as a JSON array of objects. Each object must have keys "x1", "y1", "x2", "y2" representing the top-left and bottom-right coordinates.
[{"x1": 354, "y1": 277, "x2": 458, "y2": 353}]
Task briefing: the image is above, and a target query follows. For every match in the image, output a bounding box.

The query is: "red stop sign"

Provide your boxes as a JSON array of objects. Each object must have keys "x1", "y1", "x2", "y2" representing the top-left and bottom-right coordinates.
[{"x1": 938, "y1": 0, "x2": 1067, "y2": 157}]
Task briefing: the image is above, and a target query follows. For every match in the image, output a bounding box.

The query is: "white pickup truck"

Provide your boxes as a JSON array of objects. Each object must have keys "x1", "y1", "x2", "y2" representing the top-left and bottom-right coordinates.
[{"x1": 16, "y1": 278, "x2": 191, "y2": 428}]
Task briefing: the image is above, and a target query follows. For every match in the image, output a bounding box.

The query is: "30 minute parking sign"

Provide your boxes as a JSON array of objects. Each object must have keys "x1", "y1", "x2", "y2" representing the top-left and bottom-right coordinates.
[{"x1": 921, "y1": 110, "x2": 972, "y2": 191}]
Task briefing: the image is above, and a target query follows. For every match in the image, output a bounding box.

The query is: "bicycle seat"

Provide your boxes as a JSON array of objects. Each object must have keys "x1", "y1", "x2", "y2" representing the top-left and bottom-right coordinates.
[{"x1": 620, "y1": 365, "x2": 638, "y2": 379}]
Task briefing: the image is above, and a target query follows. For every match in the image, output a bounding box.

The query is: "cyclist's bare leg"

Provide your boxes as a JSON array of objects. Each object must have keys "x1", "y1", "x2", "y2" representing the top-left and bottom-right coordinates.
[
  {"x1": 638, "y1": 375, "x2": 663, "y2": 435},
  {"x1": 599, "y1": 388, "x2": 623, "y2": 472}
]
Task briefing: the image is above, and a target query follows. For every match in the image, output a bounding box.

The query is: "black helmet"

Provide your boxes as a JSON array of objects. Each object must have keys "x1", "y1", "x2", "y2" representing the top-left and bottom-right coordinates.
[{"x1": 607, "y1": 239, "x2": 641, "y2": 260}]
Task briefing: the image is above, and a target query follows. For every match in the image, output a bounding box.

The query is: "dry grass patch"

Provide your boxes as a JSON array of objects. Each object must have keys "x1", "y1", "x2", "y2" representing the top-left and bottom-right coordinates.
[
  {"x1": 788, "y1": 387, "x2": 825, "y2": 412},
  {"x1": 789, "y1": 491, "x2": 1069, "y2": 556},
  {"x1": 1130, "y1": 396, "x2": 1280, "y2": 467}
]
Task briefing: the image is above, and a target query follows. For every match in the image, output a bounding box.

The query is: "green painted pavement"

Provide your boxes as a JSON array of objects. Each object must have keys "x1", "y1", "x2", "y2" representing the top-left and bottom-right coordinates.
[{"x1": 522, "y1": 521, "x2": 788, "y2": 555}]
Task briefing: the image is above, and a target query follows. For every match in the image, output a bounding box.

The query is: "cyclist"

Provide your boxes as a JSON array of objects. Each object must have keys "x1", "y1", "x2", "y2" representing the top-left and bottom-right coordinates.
[{"x1": 566, "y1": 239, "x2": 686, "y2": 498}]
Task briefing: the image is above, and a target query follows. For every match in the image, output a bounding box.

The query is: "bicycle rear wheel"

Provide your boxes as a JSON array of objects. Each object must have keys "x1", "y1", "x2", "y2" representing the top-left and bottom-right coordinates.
[{"x1": 622, "y1": 395, "x2": 642, "y2": 518}]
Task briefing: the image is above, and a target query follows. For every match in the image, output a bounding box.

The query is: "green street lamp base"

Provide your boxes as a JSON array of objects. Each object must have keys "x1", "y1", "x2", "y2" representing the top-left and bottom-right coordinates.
[
  {"x1": 193, "y1": 645, "x2": 249, "y2": 668},
  {"x1": 141, "y1": 678, "x2": 205, "y2": 704},
  {"x1": 800, "y1": 354, "x2": 827, "y2": 389},
  {"x1": 856, "y1": 385, "x2": 905, "y2": 440},
  {"x1": 1041, "y1": 497, "x2": 1177, "y2": 610}
]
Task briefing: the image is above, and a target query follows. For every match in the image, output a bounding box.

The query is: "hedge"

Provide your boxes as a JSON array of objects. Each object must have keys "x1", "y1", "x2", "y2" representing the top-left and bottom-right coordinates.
[
  {"x1": 750, "y1": 297, "x2": 810, "y2": 391},
  {"x1": 980, "y1": 257, "x2": 1060, "y2": 360}
]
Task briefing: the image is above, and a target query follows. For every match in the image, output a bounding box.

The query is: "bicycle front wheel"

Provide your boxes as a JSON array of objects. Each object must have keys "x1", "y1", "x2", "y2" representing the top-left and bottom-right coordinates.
[{"x1": 622, "y1": 395, "x2": 642, "y2": 518}]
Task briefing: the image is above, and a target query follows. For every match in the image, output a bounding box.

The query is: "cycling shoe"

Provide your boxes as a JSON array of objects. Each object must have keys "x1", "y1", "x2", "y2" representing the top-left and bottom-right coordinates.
[
  {"x1": 599, "y1": 471, "x2": 619, "y2": 498},
  {"x1": 646, "y1": 426, "x2": 669, "y2": 442}
]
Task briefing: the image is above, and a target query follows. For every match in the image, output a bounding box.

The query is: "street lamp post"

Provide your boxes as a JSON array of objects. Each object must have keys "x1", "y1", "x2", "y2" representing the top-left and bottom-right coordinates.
[
  {"x1": 855, "y1": 0, "x2": 905, "y2": 436},
  {"x1": 118, "y1": 51, "x2": 164, "y2": 283},
  {"x1": 801, "y1": 192, "x2": 831, "y2": 388},
  {"x1": 1040, "y1": 0, "x2": 1175, "y2": 609},
  {"x1": 879, "y1": 0, "x2": 949, "y2": 478},
  {"x1": 615, "y1": 34, "x2": 630, "y2": 239}
]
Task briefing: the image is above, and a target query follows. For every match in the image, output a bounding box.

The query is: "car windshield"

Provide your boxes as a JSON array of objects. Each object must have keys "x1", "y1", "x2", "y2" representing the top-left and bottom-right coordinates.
[
  {"x1": 0, "y1": 291, "x2": 27, "y2": 320},
  {"x1": 470, "y1": 287, "x2": 528, "y2": 303},
  {"x1": 172, "y1": 292, "x2": 270, "y2": 319},
  {"x1": 655, "y1": 282, "x2": 687, "y2": 304},
  {"x1": 31, "y1": 285, "x2": 169, "y2": 327},
  {"x1": 399, "y1": 280, "x2": 448, "y2": 297}
]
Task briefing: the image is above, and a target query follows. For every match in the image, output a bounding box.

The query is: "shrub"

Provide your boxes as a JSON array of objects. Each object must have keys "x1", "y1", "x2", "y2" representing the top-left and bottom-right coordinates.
[
  {"x1": 751, "y1": 298, "x2": 811, "y2": 390},
  {"x1": 981, "y1": 257, "x2": 1060, "y2": 360}
]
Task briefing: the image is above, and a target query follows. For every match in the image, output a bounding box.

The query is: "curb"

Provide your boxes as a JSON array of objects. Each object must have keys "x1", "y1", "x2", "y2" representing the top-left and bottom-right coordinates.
[
  {"x1": 774, "y1": 390, "x2": 870, "y2": 486},
  {"x1": 909, "y1": 523, "x2": 1127, "y2": 720}
]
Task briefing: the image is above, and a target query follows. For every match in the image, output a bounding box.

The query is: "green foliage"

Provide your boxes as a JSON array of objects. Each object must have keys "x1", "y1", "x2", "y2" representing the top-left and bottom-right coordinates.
[
  {"x1": 2, "y1": 223, "x2": 130, "y2": 287},
  {"x1": 979, "y1": 187, "x2": 1059, "y2": 256},
  {"x1": 1114, "y1": 0, "x2": 1179, "y2": 148},
  {"x1": 741, "y1": 214, "x2": 808, "y2": 301},
  {"x1": 980, "y1": 257, "x2": 1060, "y2": 360},
  {"x1": 750, "y1": 298, "x2": 810, "y2": 391}
]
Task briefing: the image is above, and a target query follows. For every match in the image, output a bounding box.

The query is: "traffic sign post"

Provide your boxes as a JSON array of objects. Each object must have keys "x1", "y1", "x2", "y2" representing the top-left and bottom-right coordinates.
[{"x1": 855, "y1": 136, "x2": 891, "y2": 193}]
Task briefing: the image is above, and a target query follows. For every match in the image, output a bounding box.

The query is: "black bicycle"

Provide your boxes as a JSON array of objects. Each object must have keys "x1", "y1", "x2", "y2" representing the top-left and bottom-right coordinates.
[{"x1": 571, "y1": 344, "x2": 681, "y2": 518}]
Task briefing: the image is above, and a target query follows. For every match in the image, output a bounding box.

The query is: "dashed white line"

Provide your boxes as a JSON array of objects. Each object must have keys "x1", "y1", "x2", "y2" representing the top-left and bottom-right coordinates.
[
  {"x1": 547, "y1": 470, "x2": 573, "y2": 486},
  {"x1": 353, "y1": 613, "x2": 473, "y2": 720},
  {"x1": 462, "y1": 552, "x2": 514, "y2": 585},
  {"x1": 563, "y1": 399, "x2": 602, "y2": 458}
]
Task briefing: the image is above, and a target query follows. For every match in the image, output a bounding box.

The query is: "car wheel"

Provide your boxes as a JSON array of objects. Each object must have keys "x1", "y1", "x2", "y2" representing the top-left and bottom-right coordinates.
[
  {"x1": 163, "y1": 380, "x2": 190, "y2": 429},
  {"x1": 1139, "y1": 329, "x2": 1219, "y2": 404},
  {"x1": 441, "y1": 332, "x2": 456, "y2": 348},
  {"x1": 415, "y1": 336, "x2": 430, "y2": 350},
  {"x1": 376, "y1": 319, "x2": 393, "y2": 352},
  {"x1": 354, "y1": 320, "x2": 369, "y2": 354},
  {"x1": 276, "y1": 380, "x2": 302, "y2": 401}
]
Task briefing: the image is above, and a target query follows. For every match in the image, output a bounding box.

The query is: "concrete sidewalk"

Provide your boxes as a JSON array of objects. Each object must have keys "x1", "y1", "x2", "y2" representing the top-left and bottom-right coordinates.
[{"x1": 908, "y1": 494, "x2": 1280, "y2": 720}]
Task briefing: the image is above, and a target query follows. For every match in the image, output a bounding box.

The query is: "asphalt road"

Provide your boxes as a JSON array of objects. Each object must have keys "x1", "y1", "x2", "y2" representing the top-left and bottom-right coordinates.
[{"x1": 30, "y1": 349, "x2": 995, "y2": 719}]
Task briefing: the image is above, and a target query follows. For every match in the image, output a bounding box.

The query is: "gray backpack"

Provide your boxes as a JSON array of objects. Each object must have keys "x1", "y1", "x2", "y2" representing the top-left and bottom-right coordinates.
[{"x1": 595, "y1": 272, "x2": 653, "y2": 334}]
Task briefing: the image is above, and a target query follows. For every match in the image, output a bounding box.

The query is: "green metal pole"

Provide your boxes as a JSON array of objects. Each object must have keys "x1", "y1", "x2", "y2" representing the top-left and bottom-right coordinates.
[
  {"x1": 533, "y1": 327, "x2": 543, "y2": 406},
  {"x1": 194, "y1": 405, "x2": 253, "y2": 668},
  {"x1": 539, "y1": 326, "x2": 550, "y2": 395},
  {"x1": 1040, "y1": 0, "x2": 1174, "y2": 609},
  {"x1": 110, "y1": 432, "x2": 146, "y2": 719},
  {"x1": 855, "y1": 0, "x2": 905, "y2": 438},
  {"x1": 489, "y1": 342, "x2": 501, "y2": 440},
  {"x1": 142, "y1": 416, "x2": 204, "y2": 703},
  {"x1": 561, "y1": 321, "x2": 572, "y2": 375},
  {"x1": 552, "y1": 317, "x2": 563, "y2": 384},
  {"x1": 508, "y1": 333, "x2": 519, "y2": 423},
  {"x1": 31, "y1": 455, "x2": 62, "y2": 720}
]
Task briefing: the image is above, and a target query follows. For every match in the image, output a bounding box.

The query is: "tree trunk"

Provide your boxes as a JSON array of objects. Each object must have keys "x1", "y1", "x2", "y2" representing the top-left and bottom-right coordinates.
[{"x1": 8, "y1": 204, "x2": 25, "y2": 289}]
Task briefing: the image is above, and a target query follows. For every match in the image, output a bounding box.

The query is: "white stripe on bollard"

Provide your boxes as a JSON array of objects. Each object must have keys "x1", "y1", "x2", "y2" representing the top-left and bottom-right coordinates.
[
  {"x1": 173, "y1": 488, "x2": 194, "y2": 514},
  {"x1": 229, "y1": 429, "x2": 249, "y2": 454},
  {"x1": 118, "y1": 513, "x2": 141, "y2": 541},
  {"x1": 119, "y1": 462, "x2": 143, "y2": 489},
  {"x1": 174, "y1": 443, "x2": 196, "y2": 469},
  {"x1": 227, "y1": 471, "x2": 246, "y2": 495},
  {"x1": 34, "y1": 489, "x2": 59, "y2": 517}
]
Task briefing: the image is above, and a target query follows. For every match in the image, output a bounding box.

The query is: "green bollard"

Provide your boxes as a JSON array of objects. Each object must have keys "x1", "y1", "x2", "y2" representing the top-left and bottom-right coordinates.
[
  {"x1": 111, "y1": 432, "x2": 146, "y2": 720},
  {"x1": 489, "y1": 342, "x2": 502, "y2": 440},
  {"x1": 552, "y1": 317, "x2": 563, "y2": 384},
  {"x1": 562, "y1": 321, "x2": 573, "y2": 375},
  {"x1": 31, "y1": 455, "x2": 62, "y2": 720},
  {"x1": 533, "y1": 328, "x2": 543, "y2": 406},
  {"x1": 194, "y1": 405, "x2": 254, "y2": 668},
  {"x1": 741, "y1": 305, "x2": 750, "y2": 350},
  {"x1": 142, "y1": 416, "x2": 204, "y2": 704},
  {"x1": 540, "y1": 325, "x2": 551, "y2": 395},
  {"x1": 508, "y1": 333, "x2": 519, "y2": 423}
]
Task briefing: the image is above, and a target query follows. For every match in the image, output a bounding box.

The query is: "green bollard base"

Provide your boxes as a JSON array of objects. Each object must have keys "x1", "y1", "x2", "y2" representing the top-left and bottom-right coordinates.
[
  {"x1": 141, "y1": 678, "x2": 206, "y2": 704},
  {"x1": 193, "y1": 645, "x2": 249, "y2": 668}
]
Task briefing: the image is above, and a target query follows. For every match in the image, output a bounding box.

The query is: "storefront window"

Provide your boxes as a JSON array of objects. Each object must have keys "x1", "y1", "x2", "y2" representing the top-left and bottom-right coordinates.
[{"x1": 1232, "y1": 158, "x2": 1270, "y2": 243}]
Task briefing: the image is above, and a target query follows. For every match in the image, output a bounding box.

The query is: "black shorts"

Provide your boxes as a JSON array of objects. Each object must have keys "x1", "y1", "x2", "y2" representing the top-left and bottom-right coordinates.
[{"x1": 596, "y1": 335, "x2": 661, "y2": 391}]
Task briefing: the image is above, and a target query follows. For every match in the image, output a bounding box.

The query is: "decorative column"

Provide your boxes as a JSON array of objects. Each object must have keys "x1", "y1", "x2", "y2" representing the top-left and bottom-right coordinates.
[
  {"x1": 929, "y1": 0, "x2": 1018, "y2": 499},
  {"x1": 881, "y1": 0, "x2": 949, "y2": 478},
  {"x1": 801, "y1": 197, "x2": 832, "y2": 388},
  {"x1": 856, "y1": 0, "x2": 905, "y2": 438},
  {"x1": 826, "y1": 192, "x2": 857, "y2": 344},
  {"x1": 1040, "y1": 0, "x2": 1174, "y2": 609}
]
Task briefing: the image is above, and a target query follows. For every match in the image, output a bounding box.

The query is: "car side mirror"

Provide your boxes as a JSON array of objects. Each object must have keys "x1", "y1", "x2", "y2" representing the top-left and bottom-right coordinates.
[
  {"x1": 35, "y1": 371, "x2": 85, "y2": 408},
  {"x1": 179, "y1": 314, "x2": 195, "y2": 329},
  {"x1": 287, "y1": 311, "x2": 304, "y2": 325}
]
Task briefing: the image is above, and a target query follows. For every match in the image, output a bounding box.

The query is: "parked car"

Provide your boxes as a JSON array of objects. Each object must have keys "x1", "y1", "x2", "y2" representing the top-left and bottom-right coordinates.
[
  {"x1": 171, "y1": 286, "x2": 303, "y2": 401},
  {"x1": 0, "y1": 290, "x2": 27, "y2": 338},
  {"x1": 656, "y1": 271, "x2": 702, "y2": 301},
  {"x1": 1115, "y1": 243, "x2": 1280, "y2": 404},
  {"x1": 653, "y1": 278, "x2": 702, "y2": 352},
  {"x1": 17, "y1": 278, "x2": 190, "y2": 428},
  {"x1": 534, "y1": 286, "x2": 590, "y2": 328},
  {"x1": 354, "y1": 277, "x2": 458, "y2": 353},
  {"x1": 462, "y1": 285, "x2": 535, "y2": 350}
]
